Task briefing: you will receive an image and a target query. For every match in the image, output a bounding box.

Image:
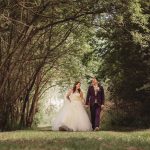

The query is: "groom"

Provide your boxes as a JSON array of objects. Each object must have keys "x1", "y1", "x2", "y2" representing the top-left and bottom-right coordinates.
[{"x1": 86, "y1": 77, "x2": 105, "y2": 131}]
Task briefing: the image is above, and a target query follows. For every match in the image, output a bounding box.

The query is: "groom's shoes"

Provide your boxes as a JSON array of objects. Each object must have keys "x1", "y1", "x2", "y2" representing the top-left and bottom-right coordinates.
[{"x1": 94, "y1": 127, "x2": 99, "y2": 131}]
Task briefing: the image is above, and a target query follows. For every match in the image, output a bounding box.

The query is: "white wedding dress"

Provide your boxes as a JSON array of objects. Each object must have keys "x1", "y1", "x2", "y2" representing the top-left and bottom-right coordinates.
[{"x1": 52, "y1": 92, "x2": 92, "y2": 131}]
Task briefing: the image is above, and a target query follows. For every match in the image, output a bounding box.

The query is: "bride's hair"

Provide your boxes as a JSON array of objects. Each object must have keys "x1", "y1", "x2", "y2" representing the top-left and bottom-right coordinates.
[{"x1": 73, "y1": 81, "x2": 81, "y2": 93}]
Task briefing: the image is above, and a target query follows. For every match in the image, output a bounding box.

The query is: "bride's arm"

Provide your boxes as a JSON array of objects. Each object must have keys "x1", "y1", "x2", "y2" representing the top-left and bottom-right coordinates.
[
  {"x1": 80, "y1": 91, "x2": 85, "y2": 104},
  {"x1": 66, "y1": 89, "x2": 72, "y2": 102}
]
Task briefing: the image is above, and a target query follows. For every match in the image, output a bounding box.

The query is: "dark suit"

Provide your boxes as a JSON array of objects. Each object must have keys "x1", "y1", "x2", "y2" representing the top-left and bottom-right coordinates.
[{"x1": 86, "y1": 84, "x2": 105, "y2": 129}]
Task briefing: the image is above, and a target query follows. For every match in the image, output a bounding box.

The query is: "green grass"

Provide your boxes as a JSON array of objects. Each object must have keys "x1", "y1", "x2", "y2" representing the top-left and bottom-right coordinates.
[{"x1": 0, "y1": 129, "x2": 150, "y2": 150}]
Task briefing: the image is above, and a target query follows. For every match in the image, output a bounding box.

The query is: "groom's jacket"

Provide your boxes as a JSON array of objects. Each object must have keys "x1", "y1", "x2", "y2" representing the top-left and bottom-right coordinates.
[{"x1": 86, "y1": 84, "x2": 105, "y2": 106}]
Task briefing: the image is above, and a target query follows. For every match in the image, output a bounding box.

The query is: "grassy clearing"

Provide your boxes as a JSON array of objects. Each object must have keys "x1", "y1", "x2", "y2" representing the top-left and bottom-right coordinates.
[{"x1": 0, "y1": 129, "x2": 150, "y2": 150}]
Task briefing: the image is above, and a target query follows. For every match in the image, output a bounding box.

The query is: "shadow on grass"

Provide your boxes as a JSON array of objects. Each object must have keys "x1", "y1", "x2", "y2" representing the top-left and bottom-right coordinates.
[
  {"x1": 35, "y1": 126, "x2": 150, "y2": 133},
  {"x1": 101, "y1": 126, "x2": 150, "y2": 132}
]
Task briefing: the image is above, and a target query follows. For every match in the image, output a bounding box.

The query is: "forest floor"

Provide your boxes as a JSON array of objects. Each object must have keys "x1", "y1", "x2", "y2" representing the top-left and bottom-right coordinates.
[{"x1": 0, "y1": 128, "x2": 150, "y2": 150}]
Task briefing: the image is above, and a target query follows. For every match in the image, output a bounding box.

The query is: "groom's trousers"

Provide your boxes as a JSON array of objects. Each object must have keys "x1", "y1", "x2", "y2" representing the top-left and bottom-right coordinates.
[{"x1": 90, "y1": 103, "x2": 101, "y2": 129}]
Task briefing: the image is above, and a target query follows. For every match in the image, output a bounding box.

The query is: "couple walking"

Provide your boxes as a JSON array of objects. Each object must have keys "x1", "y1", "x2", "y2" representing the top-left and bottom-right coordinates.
[{"x1": 52, "y1": 77, "x2": 105, "y2": 131}]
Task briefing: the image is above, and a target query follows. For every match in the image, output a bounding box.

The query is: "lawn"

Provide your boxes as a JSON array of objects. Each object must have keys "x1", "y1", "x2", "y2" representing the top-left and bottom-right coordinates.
[{"x1": 0, "y1": 129, "x2": 150, "y2": 150}]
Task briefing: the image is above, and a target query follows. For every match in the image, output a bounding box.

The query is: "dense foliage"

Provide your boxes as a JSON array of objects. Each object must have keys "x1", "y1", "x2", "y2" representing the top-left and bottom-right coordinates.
[{"x1": 84, "y1": 0, "x2": 150, "y2": 128}]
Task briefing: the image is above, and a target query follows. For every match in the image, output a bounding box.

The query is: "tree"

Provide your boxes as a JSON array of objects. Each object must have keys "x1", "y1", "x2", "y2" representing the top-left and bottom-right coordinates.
[
  {"x1": 83, "y1": 0, "x2": 150, "y2": 127},
  {"x1": 0, "y1": 0, "x2": 107, "y2": 131}
]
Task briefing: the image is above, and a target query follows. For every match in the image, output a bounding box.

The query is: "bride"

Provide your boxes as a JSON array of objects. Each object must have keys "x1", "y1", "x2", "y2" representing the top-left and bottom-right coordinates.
[{"x1": 52, "y1": 81, "x2": 92, "y2": 131}]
